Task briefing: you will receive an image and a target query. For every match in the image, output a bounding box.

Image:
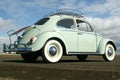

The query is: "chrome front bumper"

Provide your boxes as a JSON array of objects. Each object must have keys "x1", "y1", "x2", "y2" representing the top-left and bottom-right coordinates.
[{"x1": 3, "y1": 43, "x2": 32, "y2": 53}]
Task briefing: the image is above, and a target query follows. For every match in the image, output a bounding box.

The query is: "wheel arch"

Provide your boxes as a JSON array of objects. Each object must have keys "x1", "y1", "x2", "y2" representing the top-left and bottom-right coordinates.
[
  {"x1": 31, "y1": 32, "x2": 68, "y2": 54},
  {"x1": 107, "y1": 41, "x2": 117, "y2": 51},
  {"x1": 98, "y1": 38, "x2": 116, "y2": 54},
  {"x1": 46, "y1": 37, "x2": 67, "y2": 55}
]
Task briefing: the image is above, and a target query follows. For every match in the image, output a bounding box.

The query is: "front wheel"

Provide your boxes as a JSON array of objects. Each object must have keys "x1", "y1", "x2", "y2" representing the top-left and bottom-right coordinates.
[
  {"x1": 103, "y1": 44, "x2": 115, "y2": 62},
  {"x1": 42, "y1": 40, "x2": 63, "y2": 63}
]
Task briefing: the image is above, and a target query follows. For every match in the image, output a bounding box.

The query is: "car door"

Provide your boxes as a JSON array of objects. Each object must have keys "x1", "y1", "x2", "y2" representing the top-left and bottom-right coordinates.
[
  {"x1": 56, "y1": 18, "x2": 78, "y2": 52},
  {"x1": 76, "y1": 20, "x2": 97, "y2": 52}
]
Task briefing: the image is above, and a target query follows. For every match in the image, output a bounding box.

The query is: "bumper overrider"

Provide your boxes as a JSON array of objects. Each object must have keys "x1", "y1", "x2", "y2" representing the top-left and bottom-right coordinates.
[{"x1": 3, "y1": 43, "x2": 32, "y2": 53}]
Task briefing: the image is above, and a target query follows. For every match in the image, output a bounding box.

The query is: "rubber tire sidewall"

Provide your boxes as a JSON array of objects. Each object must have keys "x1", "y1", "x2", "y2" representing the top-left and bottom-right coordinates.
[
  {"x1": 103, "y1": 44, "x2": 115, "y2": 62},
  {"x1": 42, "y1": 40, "x2": 63, "y2": 63}
]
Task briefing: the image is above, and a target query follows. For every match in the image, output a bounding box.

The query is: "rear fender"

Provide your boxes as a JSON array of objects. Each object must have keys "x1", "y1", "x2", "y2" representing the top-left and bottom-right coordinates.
[{"x1": 30, "y1": 32, "x2": 68, "y2": 53}]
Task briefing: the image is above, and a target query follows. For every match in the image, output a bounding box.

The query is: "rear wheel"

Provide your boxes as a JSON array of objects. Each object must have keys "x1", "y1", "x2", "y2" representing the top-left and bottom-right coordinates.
[
  {"x1": 21, "y1": 52, "x2": 39, "y2": 62},
  {"x1": 42, "y1": 40, "x2": 63, "y2": 63},
  {"x1": 103, "y1": 44, "x2": 115, "y2": 62},
  {"x1": 77, "y1": 55, "x2": 88, "y2": 61}
]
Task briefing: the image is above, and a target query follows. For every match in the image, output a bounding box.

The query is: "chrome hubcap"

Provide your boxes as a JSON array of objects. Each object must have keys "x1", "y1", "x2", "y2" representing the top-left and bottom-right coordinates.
[
  {"x1": 49, "y1": 46, "x2": 57, "y2": 56},
  {"x1": 108, "y1": 47, "x2": 113, "y2": 56}
]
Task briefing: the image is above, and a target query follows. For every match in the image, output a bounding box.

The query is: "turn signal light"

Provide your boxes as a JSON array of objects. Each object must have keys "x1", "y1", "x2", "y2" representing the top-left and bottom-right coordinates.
[{"x1": 30, "y1": 37, "x2": 37, "y2": 43}]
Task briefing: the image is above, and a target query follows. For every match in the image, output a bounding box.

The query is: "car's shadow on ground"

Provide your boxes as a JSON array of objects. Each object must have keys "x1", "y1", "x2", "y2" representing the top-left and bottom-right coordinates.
[
  {"x1": 2, "y1": 59, "x2": 104, "y2": 64},
  {"x1": 61, "y1": 59, "x2": 104, "y2": 63}
]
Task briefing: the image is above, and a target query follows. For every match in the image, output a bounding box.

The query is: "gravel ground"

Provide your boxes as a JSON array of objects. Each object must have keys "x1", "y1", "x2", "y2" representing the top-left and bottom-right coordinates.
[{"x1": 0, "y1": 54, "x2": 120, "y2": 80}]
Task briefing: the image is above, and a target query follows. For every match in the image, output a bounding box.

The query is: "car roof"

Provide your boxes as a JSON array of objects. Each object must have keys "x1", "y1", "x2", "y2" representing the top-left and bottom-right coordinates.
[{"x1": 45, "y1": 9, "x2": 86, "y2": 21}]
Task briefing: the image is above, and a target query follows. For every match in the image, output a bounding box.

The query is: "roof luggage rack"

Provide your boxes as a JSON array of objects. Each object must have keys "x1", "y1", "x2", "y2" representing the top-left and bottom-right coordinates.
[{"x1": 45, "y1": 9, "x2": 84, "y2": 18}]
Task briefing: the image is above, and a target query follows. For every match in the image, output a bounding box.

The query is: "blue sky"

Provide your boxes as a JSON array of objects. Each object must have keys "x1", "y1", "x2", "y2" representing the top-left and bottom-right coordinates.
[{"x1": 0, "y1": 0, "x2": 120, "y2": 52}]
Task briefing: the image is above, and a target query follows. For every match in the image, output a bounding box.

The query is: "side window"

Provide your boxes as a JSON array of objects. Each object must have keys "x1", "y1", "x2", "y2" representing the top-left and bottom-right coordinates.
[
  {"x1": 35, "y1": 18, "x2": 49, "y2": 25},
  {"x1": 76, "y1": 20, "x2": 92, "y2": 32},
  {"x1": 77, "y1": 23, "x2": 87, "y2": 31},
  {"x1": 57, "y1": 19, "x2": 75, "y2": 29}
]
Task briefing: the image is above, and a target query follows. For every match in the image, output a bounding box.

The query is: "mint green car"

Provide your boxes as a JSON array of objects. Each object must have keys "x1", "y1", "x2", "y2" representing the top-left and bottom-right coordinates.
[{"x1": 3, "y1": 9, "x2": 116, "y2": 63}]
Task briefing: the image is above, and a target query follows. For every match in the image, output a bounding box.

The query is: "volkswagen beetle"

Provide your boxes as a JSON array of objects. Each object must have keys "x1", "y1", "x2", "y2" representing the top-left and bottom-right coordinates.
[{"x1": 3, "y1": 9, "x2": 116, "y2": 63}]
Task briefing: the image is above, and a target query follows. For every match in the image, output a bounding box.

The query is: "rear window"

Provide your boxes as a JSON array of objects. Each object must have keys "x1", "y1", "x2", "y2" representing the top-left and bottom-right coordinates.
[{"x1": 35, "y1": 18, "x2": 49, "y2": 25}]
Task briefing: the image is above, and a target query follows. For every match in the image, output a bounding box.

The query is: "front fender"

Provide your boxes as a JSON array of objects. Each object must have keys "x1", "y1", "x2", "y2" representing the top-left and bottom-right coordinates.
[
  {"x1": 30, "y1": 32, "x2": 68, "y2": 52},
  {"x1": 98, "y1": 38, "x2": 115, "y2": 54}
]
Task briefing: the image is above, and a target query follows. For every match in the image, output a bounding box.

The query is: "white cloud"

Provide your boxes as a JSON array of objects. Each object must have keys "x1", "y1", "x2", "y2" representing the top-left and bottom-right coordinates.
[
  {"x1": 87, "y1": 16, "x2": 120, "y2": 52},
  {"x1": 0, "y1": 0, "x2": 120, "y2": 52},
  {"x1": 59, "y1": 0, "x2": 77, "y2": 9},
  {"x1": 0, "y1": 0, "x2": 26, "y2": 18},
  {"x1": 82, "y1": 0, "x2": 120, "y2": 16},
  {"x1": 87, "y1": 17, "x2": 120, "y2": 30},
  {"x1": 0, "y1": 35, "x2": 17, "y2": 53},
  {"x1": 0, "y1": 36, "x2": 9, "y2": 44},
  {"x1": 0, "y1": 17, "x2": 15, "y2": 33},
  {"x1": 0, "y1": 0, "x2": 120, "y2": 17},
  {"x1": 105, "y1": 0, "x2": 120, "y2": 16},
  {"x1": 0, "y1": 36, "x2": 9, "y2": 53},
  {"x1": 87, "y1": 16, "x2": 120, "y2": 37}
]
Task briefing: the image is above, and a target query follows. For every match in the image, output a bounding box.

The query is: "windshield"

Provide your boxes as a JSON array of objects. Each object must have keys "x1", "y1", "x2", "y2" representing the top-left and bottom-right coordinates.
[{"x1": 35, "y1": 18, "x2": 49, "y2": 25}]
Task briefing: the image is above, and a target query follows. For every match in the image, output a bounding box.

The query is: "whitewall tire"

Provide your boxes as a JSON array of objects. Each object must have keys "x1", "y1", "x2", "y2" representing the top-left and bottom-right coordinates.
[
  {"x1": 103, "y1": 44, "x2": 115, "y2": 62},
  {"x1": 42, "y1": 40, "x2": 63, "y2": 63}
]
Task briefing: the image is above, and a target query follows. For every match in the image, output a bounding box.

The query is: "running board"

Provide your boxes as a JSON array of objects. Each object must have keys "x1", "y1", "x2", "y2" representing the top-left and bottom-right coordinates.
[{"x1": 68, "y1": 52, "x2": 101, "y2": 55}]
